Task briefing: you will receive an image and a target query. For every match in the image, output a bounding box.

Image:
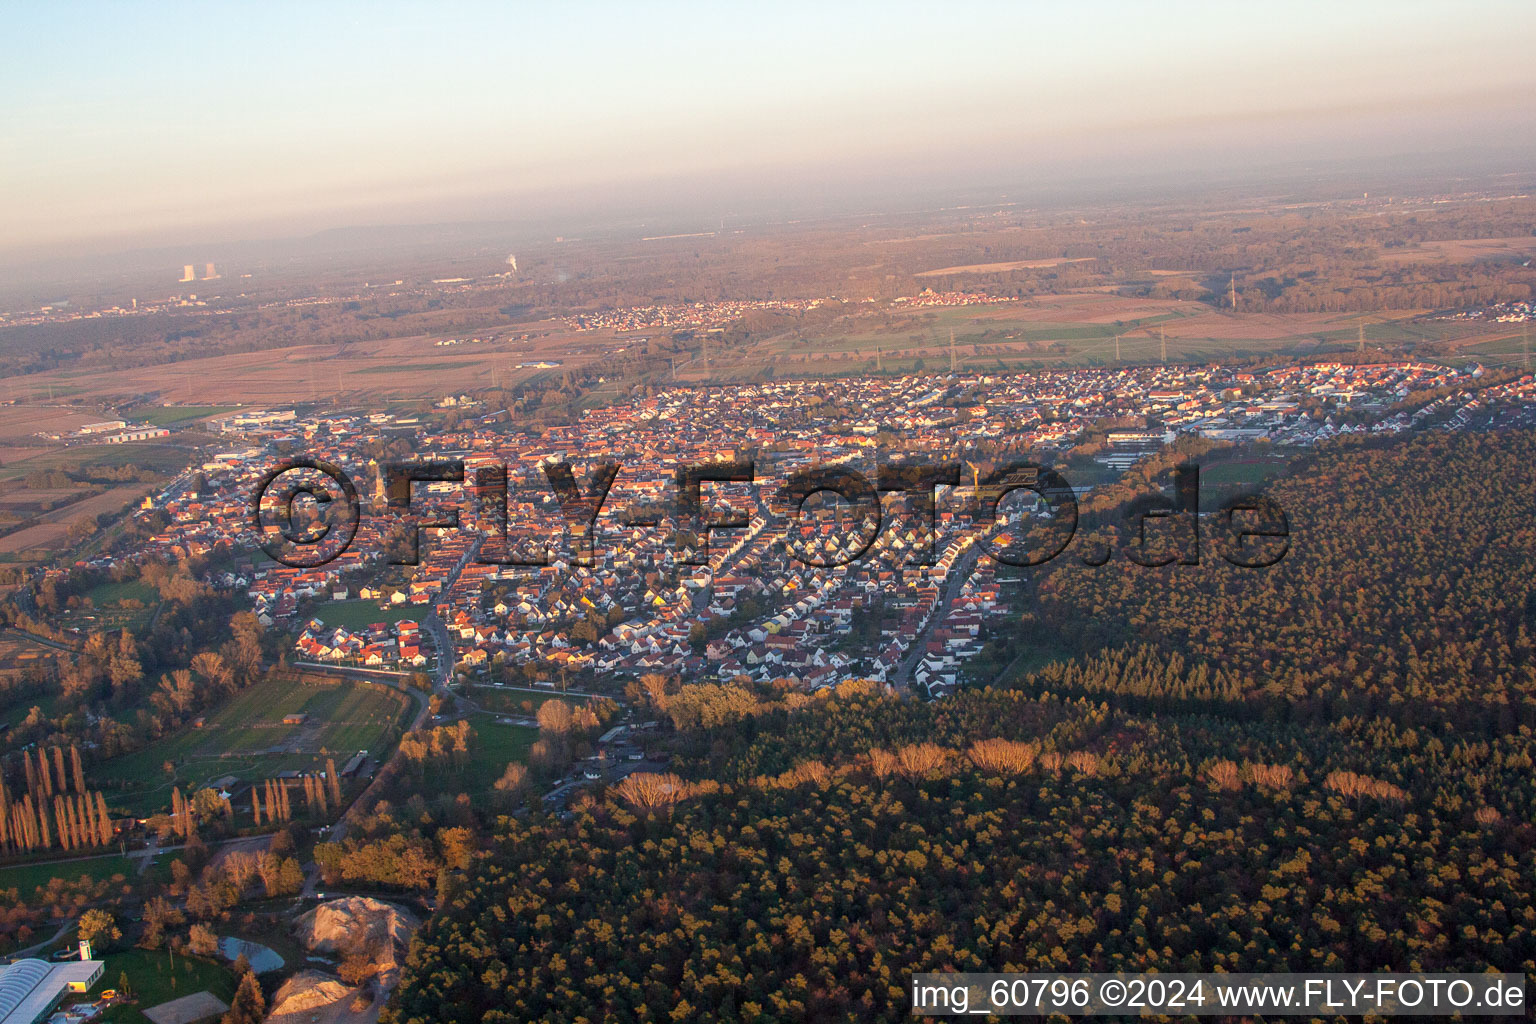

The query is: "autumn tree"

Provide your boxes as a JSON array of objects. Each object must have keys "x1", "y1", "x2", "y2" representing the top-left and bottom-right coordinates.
[
  {"x1": 78, "y1": 908, "x2": 120, "y2": 951},
  {"x1": 188, "y1": 923, "x2": 218, "y2": 957},
  {"x1": 966, "y1": 738, "x2": 1038, "y2": 774},
  {"x1": 492, "y1": 762, "x2": 529, "y2": 809},
  {"x1": 613, "y1": 772, "x2": 688, "y2": 812}
]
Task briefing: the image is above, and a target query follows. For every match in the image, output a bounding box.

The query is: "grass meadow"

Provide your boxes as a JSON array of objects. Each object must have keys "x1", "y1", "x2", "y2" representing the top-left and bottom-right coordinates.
[{"x1": 94, "y1": 672, "x2": 411, "y2": 817}]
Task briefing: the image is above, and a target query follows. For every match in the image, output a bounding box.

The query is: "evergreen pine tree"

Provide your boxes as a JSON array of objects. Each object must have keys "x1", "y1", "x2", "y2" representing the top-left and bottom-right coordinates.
[{"x1": 225, "y1": 966, "x2": 266, "y2": 1024}]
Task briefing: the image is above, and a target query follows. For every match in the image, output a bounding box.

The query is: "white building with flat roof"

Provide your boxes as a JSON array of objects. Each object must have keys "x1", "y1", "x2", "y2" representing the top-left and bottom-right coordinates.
[{"x1": 0, "y1": 958, "x2": 102, "y2": 1024}]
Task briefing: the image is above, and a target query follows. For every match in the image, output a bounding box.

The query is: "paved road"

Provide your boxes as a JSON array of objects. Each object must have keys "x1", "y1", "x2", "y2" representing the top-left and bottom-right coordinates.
[
  {"x1": 893, "y1": 537, "x2": 981, "y2": 690},
  {"x1": 0, "y1": 848, "x2": 132, "y2": 873},
  {"x1": 4, "y1": 831, "x2": 270, "y2": 879},
  {"x1": 470, "y1": 682, "x2": 613, "y2": 701},
  {"x1": 9, "y1": 918, "x2": 76, "y2": 960},
  {"x1": 422, "y1": 536, "x2": 480, "y2": 698},
  {"x1": 132, "y1": 836, "x2": 163, "y2": 875},
  {"x1": 2, "y1": 627, "x2": 81, "y2": 654}
]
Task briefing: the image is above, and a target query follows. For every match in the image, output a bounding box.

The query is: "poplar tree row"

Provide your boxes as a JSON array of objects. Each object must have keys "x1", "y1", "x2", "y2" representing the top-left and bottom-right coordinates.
[
  {"x1": 0, "y1": 781, "x2": 113, "y2": 853},
  {"x1": 19, "y1": 744, "x2": 89, "y2": 802},
  {"x1": 250, "y1": 761, "x2": 341, "y2": 827}
]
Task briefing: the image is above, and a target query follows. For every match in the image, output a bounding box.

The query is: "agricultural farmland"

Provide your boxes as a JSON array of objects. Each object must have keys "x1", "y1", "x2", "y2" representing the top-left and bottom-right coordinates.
[
  {"x1": 0, "y1": 628, "x2": 61, "y2": 686},
  {"x1": 668, "y1": 295, "x2": 1495, "y2": 382},
  {"x1": 0, "y1": 486, "x2": 150, "y2": 563},
  {"x1": 2, "y1": 319, "x2": 607, "y2": 405}
]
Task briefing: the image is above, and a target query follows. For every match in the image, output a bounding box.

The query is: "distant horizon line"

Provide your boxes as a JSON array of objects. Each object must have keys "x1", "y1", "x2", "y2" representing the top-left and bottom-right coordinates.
[{"x1": 2, "y1": 151, "x2": 1533, "y2": 304}]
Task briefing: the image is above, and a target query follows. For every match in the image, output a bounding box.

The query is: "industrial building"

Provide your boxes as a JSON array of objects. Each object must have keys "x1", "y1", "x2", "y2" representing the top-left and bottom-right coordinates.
[{"x1": 103, "y1": 427, "x2": 170, "y2": 444}]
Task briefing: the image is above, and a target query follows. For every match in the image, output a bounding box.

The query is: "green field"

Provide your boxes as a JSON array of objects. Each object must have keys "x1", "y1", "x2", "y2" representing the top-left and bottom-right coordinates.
[
  {"x1": 93, "y1": 948, "x2": 236, "y2": 1024},
  {"x1": 0, "y1": 443, "x2": 190, "y2": 482},
  {"x1": 1458, "y1": 325, "x2": 1536, "y2": 365},
  {"x1": 94, "y1": 672, "x2": 412, "y2": 816},
  {"x1": 749, "y1": 309, "x2": 1204, "y2": 364},
  {"x1": 1199, "y1": 457, "x2": 1289, "y2": 487},
  {"x1": 56, "y1": 579, "x2": 159, "y2": 632},
  {"x1": 423, "y1": 719, "x2": 538, "y2": 795},
  {"x1": 465, "y1": 686, "x2": 577, "y2": 716},
  {"x1": 309, "y1": 598, "x2": 422, "y2": 632},
  {"x1": 675, "y1": 305, "x2": 1490, "y2": 381},
  {"x1": 138, "y1": 405, "x2": 240, "y2": 427},
  {"x1": 0, "y1": 854, "x2": 136, "y2": 896},
  {"x1": 0, "y1": 687, "x2": 61, "y2": 730},
  {"x1": 1195, "y1": 456, "x2": 1292, "y2": 507},
  {"x1": 993, "y1": 642, "x2": 1076, "y2": 689},
  {"x1": 85, "y1": 579, "x2": 158, "y2": 605}
]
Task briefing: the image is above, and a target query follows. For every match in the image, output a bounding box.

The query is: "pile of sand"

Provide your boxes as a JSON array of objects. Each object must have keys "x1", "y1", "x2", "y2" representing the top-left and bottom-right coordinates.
[
  {"x1": 293, "y1": 896, "x2": 420, "y2": 988},
  {"x1": 266, "y1": 970, "x2": 354, "y2": 1021}
]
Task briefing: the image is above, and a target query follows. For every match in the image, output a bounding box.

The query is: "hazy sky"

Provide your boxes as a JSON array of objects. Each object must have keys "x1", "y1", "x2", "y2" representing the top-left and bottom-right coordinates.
[{"x1": 3, "y1": 0, "x2": 1534, "y2": 254}]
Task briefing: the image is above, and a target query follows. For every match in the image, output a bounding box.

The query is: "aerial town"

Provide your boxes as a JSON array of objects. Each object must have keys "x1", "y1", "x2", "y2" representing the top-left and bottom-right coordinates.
[
  {"x1": 74, "y1": 359, "x2": 1527, "y2": 706},
  {"x1": 7, "y1": 5, "x2": 1536, "y2": 1022}
]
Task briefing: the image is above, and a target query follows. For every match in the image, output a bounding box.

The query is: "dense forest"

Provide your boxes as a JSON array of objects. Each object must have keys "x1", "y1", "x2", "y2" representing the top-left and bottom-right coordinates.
[
  {"x1": 387, "y1": 427, "x2": 1536, "y2": 1023},
  {"x1": 1039, "y1": 429, "x2": 1536, "y2": 731}
]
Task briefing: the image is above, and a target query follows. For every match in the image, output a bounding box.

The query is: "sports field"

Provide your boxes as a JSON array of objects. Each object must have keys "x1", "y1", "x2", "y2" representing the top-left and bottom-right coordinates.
[
  {"x1": 1196, "y1": 456, "x2": 1292, "y2": 505},
  {"x1": 94, "y1": 672, "x2": 412, "y2": 817}
]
